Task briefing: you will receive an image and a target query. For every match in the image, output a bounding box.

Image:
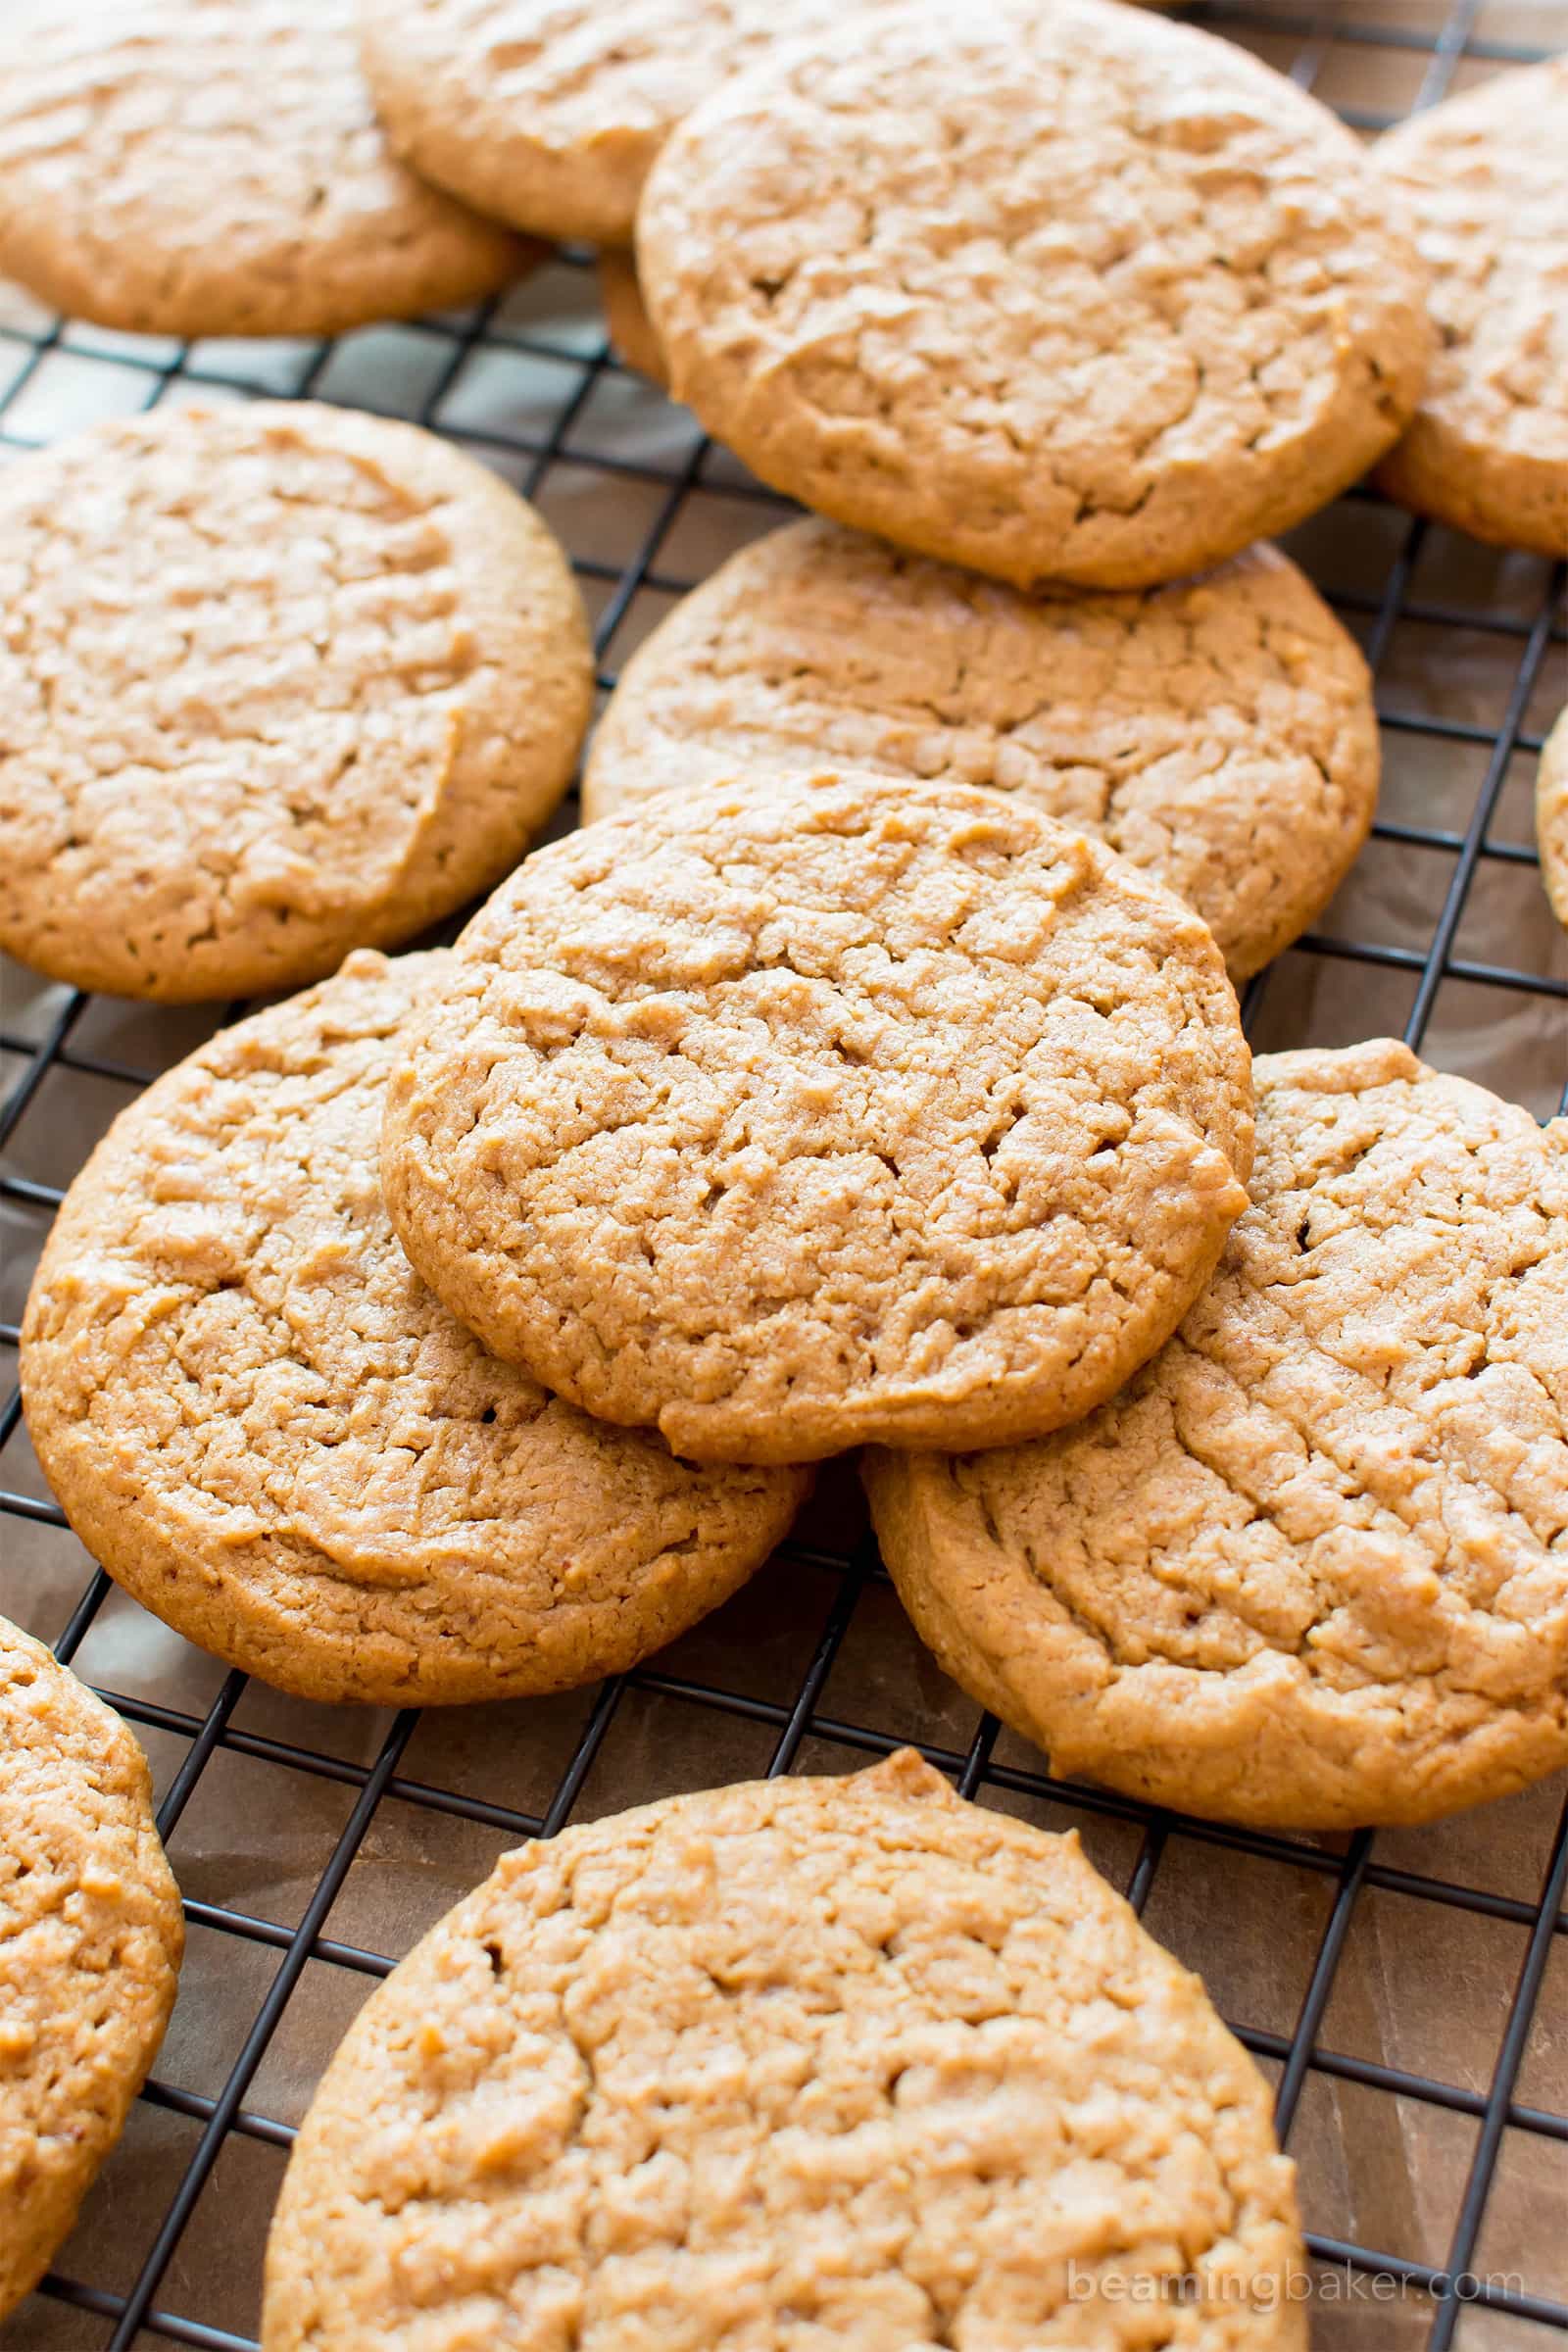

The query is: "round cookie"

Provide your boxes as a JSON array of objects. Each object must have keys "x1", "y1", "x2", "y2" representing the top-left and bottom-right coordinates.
[
  {"x1": 22, "y1": 952, "x2": 808, "y2": 1708},
  {"x1": 0, "y1": 401, "x2": 593, "y2": 1004},
  {"x1": 1, "y1": 1615, "x2": 183, "y2": 2319},
  {"x1": 381, "y1": 769, "x2": 1255, "y2": 1464},
  {"x1": 596, "y1": 248, "x2": 668, "y2": 385},
  {"x1": 585, "y1": 521, "x2": 1380, "y2": 980},
  {"x1": 1372, "y1": 58, "x2": 1568, "y2": 557},
  {"x1": 0, "y1": 0, "x2": 531, "y2": 340},
  {"x1": 359, "y1": 0, "x2": 885, "y2": 247},
  {"x1": 262, "y1": 1748, "x2": 1305, "y2": 2350},
  {"x1": 865, "y1": 1039, "x2": 1568, "y2": 1832},
  {"x1": 636, "y1": 0, "x2": 1433, "y2": 591},
  {"x1": 1535, "y1": 709, "x2": 1568, "y2": 932}
]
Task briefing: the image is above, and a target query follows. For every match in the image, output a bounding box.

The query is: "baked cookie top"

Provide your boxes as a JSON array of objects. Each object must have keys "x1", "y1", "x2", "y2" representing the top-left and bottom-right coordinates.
[
  {"x1": 360, "y1": 0, "x2": 871, "y2": 246},
  {"x1": 637, "y1": 0, "x2": 1433, "y2": 590},
  {"x1": 1373, "y1": 57, "x2": 1568, "y2": 557},
  {"x1": 865, "y1": 1039, "x2": 1568, "y2": 1831},
  {"x1": 381, "y1": 769, "x2": 1254, "y2": 1464},
  {"x1": 584, "y1": 520, "x2": 1380, "y2": 979},
  {"x1": 1539, "y1": 710, "x2": 1568, "y2": 931},
  {"x1": 0, "y1": 0, "x2": 529, "y2": 339},
  {"x1": 0, "y1": 402, "x2": 592, "y2": 1004},
  {"x1": 22, "y1": 953, "x2": 808, "y2": 1708},
  {"x1": 0, "y1": 1615, "x2": 183, "y2": 2320},
  {"x1": 262, "y1": 1749, "x2": 1304, "y2": 2351}
]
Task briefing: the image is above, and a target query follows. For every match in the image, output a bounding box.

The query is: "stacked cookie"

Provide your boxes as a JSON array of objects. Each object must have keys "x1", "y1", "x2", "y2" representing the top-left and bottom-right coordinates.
[
  {"x1": 3, "y1": 0, "x2": 1560, "y2": 1805},
  {"x1": 4, "y1": 0, "x2": 1561, "y2": 1836},
  {"x1": 3, "y1": 2, "x2": 1562, "y2": 579},
  {"x1": 0, "y1": 0, "x2": 1548, "y2": 957},
  {"x1": 19, "y1": 762, "x2": 1257, "y2": 1696},
  {"x1": 867, "y1": 1041, "x2": 1568, "y2": 1831},
  {"x1": 4, "y1": 6, "x2": 1566, "y2": 2335},
  {"x1": 23, "y1": 762, "x2": 1567, "y2": 1839},
  {"x1": 582, "y1": 521, "x2": 1383, "y2": 984},
  {"x1": 23, "y1": 947, "x2": 810, "y2": 1706}
]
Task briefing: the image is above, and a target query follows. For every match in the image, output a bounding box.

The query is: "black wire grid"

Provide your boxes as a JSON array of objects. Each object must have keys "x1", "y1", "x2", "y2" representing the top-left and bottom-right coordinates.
[{"x1": 2, "y1": 1, "x2": 1566, "y2": 2344}]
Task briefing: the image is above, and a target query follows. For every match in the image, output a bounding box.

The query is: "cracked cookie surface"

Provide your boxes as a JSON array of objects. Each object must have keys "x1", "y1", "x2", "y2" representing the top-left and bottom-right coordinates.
[
  {"x1": 0, "y1": 401, "x2": 593, "y2": 1003},
  {"x1": 0, "y1": 0, "x2": 529, "y2": 337},
  {"x1": 637, "y1": 0, "x2": 1433, "y2": 589},
  {"x1": 22, "y1": 952, "x2": 808, "y2": 1707},
  {"x1": 584, "y1": 520, "x2": 1379, "y2": 979},
  {"x1": 1372, "y1": 57, "x2": 1568, "y2": 556},
  {"x1": 380, "y1": 769, "x2": 1254, "y2": 1464},
  {"x1": 262, "y1": 1748, "x2": 1304, "y2": 2351},
  {"x1": 1, "y1": 1613, "x2": 183, "y2": 2319},
  {"x1": 865, "y1": 1039, "x2": 1568, "y2": 1830},
  {"x1": 360, "y1": 0, "x2": 893, "y2": 245}
]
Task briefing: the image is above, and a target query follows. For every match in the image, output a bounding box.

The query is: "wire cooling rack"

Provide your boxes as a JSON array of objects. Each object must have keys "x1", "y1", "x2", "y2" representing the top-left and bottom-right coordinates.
[{"x1": 2, "y1": 2, "x2": 1565, "y2": 2344}]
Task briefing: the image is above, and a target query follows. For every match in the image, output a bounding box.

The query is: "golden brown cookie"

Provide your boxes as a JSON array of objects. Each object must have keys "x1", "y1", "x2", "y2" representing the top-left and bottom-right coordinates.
[
  {"x1": 637, "y1": 0, "x2": 1433, "y2": 591},
  {"x1": 584, "y1": 521, "x2": 1380, "y2": 980},
  {"x1": 1, "y1": 1615, "x2": 183, "y2": 2319},
  {"x1": 0, "y1": 0, "x2": 531, "y2": 339},
  {"x1": 1373, "y1": 58, "x2": 1568, "y2": 557},
  {"x1": 0, "y1": 401, "x2": 593, "y2": 1004},
  {"x1": 262, "y1": 1749, "x2": 1305, "y2": 2350},
  {"x1": 596, "y1": 248, "x2": 668, "y2": 384},
  {"x1": 22, "y1": 952, "x2": 808, "y2": 1707},
  {"x1": 1536, "y1": 709, "x2": 1568, "y2": 930},
  {"x1": 865, "y1": 1039, "x2": 1568, "y2": 1831},
  {"x1": 381, "y1": 769, "x2": 1254, "y2": 1464},
  {"x1": 359, "y1": 0, "x2": 890, "y2": 246}
]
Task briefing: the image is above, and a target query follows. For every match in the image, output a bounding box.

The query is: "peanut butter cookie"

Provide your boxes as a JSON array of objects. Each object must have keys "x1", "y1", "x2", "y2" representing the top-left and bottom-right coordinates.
[
  {"x1": 1, "y1": 1615, "x2": 183, "y2": 2319},
  {"x1": 0, "y1": 401, "x2": 593, "y2": 1003},
  {"x1": 637, "y1": 0, "x2": 1432, "y2": 589},
  {"x1": 585, "y1": 520, "x2": 1379, "y2": 979},
  {"x1": 22, "y1": 952, "x2": 808, "y2": 1707},
  {"x1": 381, "y1": 769, "x2": 1254, "y2": 1464},
  {"x1": 0, "y1": 0, "x2": 529, "y2": 339},
  {"x1": 360, "y1": 0, "x2": 870, "y2": 245},
  {"x1": 596, "y1": 247, "x2": 668, "y2": 383},
  {"x1": 866, "y1": 1040, "x2": 1568, "y2": 1830},
  {"x1": 1536, "y1": 709, "x2": 1568, "y2": 931},
  {"x1": 263, "y1": 1749, "x2": 1305, "y2": 2350},
  {"x1": 1373, "y1": 58, "x2": 1568, "y2": 557}
]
